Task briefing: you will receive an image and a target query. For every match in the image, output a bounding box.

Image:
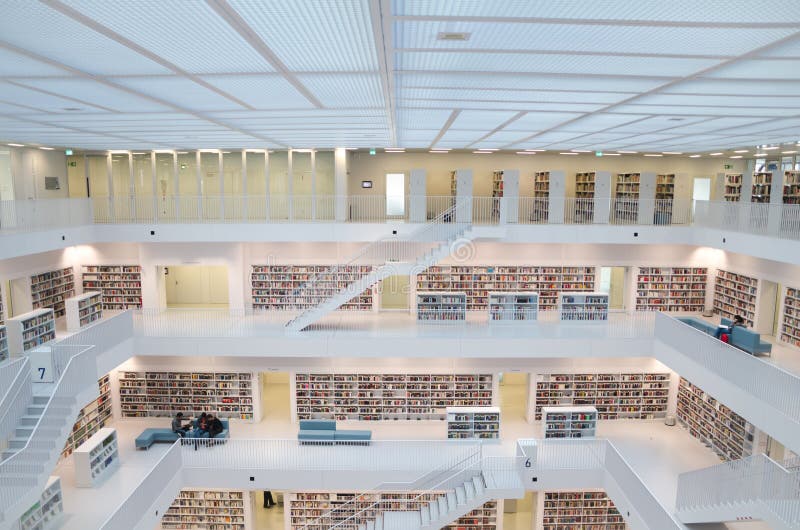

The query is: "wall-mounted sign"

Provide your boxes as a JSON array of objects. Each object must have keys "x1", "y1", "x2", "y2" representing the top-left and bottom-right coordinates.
[
  {"x1": 361, "y1": 180, "x2": 373, "y2": 188},
  {"x1": 44, "y1": 176, "x2": 60, "y2": 190},
  {"x1": 65, "y1": 149, "x2": 73, "y2": 156}
]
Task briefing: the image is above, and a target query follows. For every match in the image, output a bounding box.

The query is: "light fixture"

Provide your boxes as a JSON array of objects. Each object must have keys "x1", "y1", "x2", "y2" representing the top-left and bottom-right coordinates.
[
  {"x1": 153, "y1": 150, "x2": 175, "y2": 153},
  {"x1": 782, "y1": 150, "x2": 798, "y2": 154},
  {"x1": 734, "y1": 150, "x2": 749, "y2": 153},
  {"x1": 643, "y1": 154, "x2": 663, "y2": 157},
  {"x1": 473, "y1": 150, "x2": 493, "y2": 154},
  {"x1": 729, "y1": 155, "x2": 743, "y2": 159},
  {"x1": 603, "y1": 153, "x2": 621, "y2": 156},
  {"x1": 754, "y1": 152, "x2": 768, "y2": 156},
  {"x1": 709, "y1": 152, "x2": 724, "y2": 156},
  {"x1": 570, "y1": 149, "x2": 591, "y2": 153},
  {"x1": 559, "y1": 152, "x2": 579, "y2": 155},
  {"x1": 108, "y1": 150, "x2": 129, "y2": 154},
  {"x1": 429, "y1": 150, "x2": 450, "y2": 153},
  {"x1": 762, "y1": 146, "x2": 779, "y2": 150},
  {"x1": 344, "y1": 148, "x2": 358, "y2": 151},
  {"x1": 524, "y1": 149, "x2": 545, "y2": 152},
  {"x1": 176, "y1": 151, "x2": 188, "y2": 154},
  {"x1": 689, "y1": 154, "x2": 702, "y2": 158},
  {"x1": 131, "y1": 152, "x2": 145, "y2": 155},
  {"x1": 222, "y1": 151, "x2": 232, "y2": 154},
  {"x1": 7, "y1": 143, "x2": 24, "y2": 147},
  {"x1": 475, "y1": 148, "x2": 499, "y2": 151},
  {"x1": 515, "y1": 151, "x2": 536, "y2": 155},
  {"x1": 662, "y1": 152, "x2": 683, "y2": 155},
  {"x1": 39, "y1": 146, "x2": 54, "y2": 150},
  {"x1": 617, "y1": 151, "x2": 638, "y2": 154}
]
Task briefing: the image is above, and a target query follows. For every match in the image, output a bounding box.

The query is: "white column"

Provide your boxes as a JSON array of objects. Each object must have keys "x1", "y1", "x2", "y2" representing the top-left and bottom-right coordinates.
[
  {"x1": 195, "y1": 151, "x2": 202, "y2": 219},
  {"x1": 638, "y1": 172, "x2": 657, "y2": 225},
  {"x1": 593, "y1": 171, "x2": 612, "y2": 224},
  {"x1": 409, "y1": 168, "x2": 427, "y2": 222},
  {"x1": 548, "y1": 170, "x2": 566, "y2": 224},
  {"x1": 264, "y1": 150, "x2": 270, "y2": 219},
  {"x1": 150, "y1": 152, "x2": 157, "y2": 221},
  {"x1": 218, "y1": 151, "x2": 224, "y2": 219},
  {"x1": 106, "y1": 153, "x2": 114, "y2": 221},
  {"x1": 335, "y1": 148, "x2": 347, "y2": 221},
  {"x1": 311, "y1": 150, "x2": 317, "y2": 220},
  {"x1": 241, "y1": 151, "x2": 248, "y2": 220},
  {"x1": 501, "y1": 169, "x2": 520, "y2": 224},
  {"x1": 287, "y1": 150, "x2": 293, "y2": 220},
  {"x1": 455, "y1": 168, "x2": 473, "y2": 223}
]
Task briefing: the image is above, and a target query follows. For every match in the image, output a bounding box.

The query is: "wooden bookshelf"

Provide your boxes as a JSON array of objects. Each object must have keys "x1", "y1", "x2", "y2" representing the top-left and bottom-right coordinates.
[
  {"x1": 712, "y1": 269, "x2": 758, "y2": 327},
  {"x1": 0, "y1": 325, "x2": 8, "y2": 363},
  {"x1": 574, "y1": 172, "x2": 596, "y2": 223},
  {"x1": 416, "y1": 292, "x2": 467, "y2": 322},
  {"x1": 7, "y1": 308, "x2": 56, "y2": 355},
  {"x1": 541, "y1": 491, "x2": 625, "y2": 530},
  {"x1": 288, "y1": 492, "x2": 497, "y2": 530},
  {"x1": 533, "y1": 171, "x2": 550, "y2": 222},
  {"x1": 119, "y1": 371, "x2": 255, "y2": 420},
  {"x1": 81, "y1": 265, "x2": 142, "y2": 310},
  {"x1": 542, "y1": 406, "x2": 597, "y2": 439},
  {"x1": 250, "y1": 265, "x2": 374, "y2": 311},
  {"x1": 635, "y1": 267, "x2": 707, "y2": 312},
  {"x1": 724, "y1": 173, "x2": 742, "y2": 202},
  {"x1": 558, "y1": 292, "x2": 608, "y2": 321},
  {"x1": 677, "y1": 377, "x2": 757, "y2": 461},
  {"x1": 613, "y1": 173, "x2": 640, "y2": 223},
  {"x1": 416, "y1": 265, "x2": 596, "y2": 311},
  {"x1": 62, "y1": 374, "x2": 112, "y2": 459},
  {"x1": 751, "y1": 172, "x2": 772, "y2": 203},
  {"x1": 781, "y1": 286, "x2": 800, "y2": 348},
  {"x1": 655, "y1": 174, "x2": 675, "y2": 224},
  {"x1": 489, "y1": 292, "x2": 538, "y2": 322},
  {"x1": 784, "y1": 171, "x2": 800, "y2": 204},
  {"x1": 534, "y1": 373, "x2": 670, "y2": 421},
  {"x1": 447, "y1": 406, "x2": 500, "y2": 440},
  {"x1": 65, "y1": 291, "x2": 102, "y2": 332},
  {"x1": 30, "y1": 267, "x2": 74, "y2": 318},
  {"x1": 73, "y1": 427, "x2": 119, "y2": 487},
  {"x1": 295, "y1": 373, "x2": 494, "y2": 421},
  {"x1": 161, "y1": 489, "x2": 248, "y2": 530},
  {"x1": 491, "y1": 170, "x2": 503, "y2": 220},
  {"x1": 18, "y1": 476, "x2": 63, "y2": 530}
]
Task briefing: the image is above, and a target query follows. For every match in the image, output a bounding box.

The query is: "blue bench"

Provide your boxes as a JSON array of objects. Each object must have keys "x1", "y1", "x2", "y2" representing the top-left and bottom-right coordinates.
[
  {"x1": 721, "y1": 318, "x2": 772, "y2": 355},
  {"x1": 298, "y1": 419, "x2": 371, "y2": 444},
  {"x1": 135, "y1": 419, "x2": 230, "y2": 450},
  {"x1": 677, "y1": 316, "x2": 718, "y2": 336}
]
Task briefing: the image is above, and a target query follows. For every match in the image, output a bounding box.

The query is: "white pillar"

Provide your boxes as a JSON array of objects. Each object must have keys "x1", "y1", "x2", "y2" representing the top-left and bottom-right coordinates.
[
  {"x1": 409, "y1": 168, "x2": 426, "y2": 222},
  {"x1": 638, "y1": 172, "x2": 657, "y2": 225},
  {"x1": 548, "y1": 170, "x2": 566, "y2": 224},
  {"x1": 593, "y1": 171, "x2": 612, "y2": 224},
  {"x1": 455, "y1": 168, "x2": 473, "y2": 223},
  {"x1": 335, "y1": 148, "x2": 347, "y2": 221},
  {"x1": 501, "y1": 169, "x2": 520, "y2": 224}
]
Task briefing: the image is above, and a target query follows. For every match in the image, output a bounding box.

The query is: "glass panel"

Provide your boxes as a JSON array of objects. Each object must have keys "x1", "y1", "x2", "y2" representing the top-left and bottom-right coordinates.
[
  {"x1": 386, "y1": 173, "x2": 405, "y2": 217},
  {"x1": 177, "y1": 152, "x2": 197, "y2": 195},
  {"x1": 155, "y1": 153, "x2": 175, "y2": 220},
  {"x1": 246, "y1": 152, "x2": 266, "y2": 195},
  {"x1": 223, "y1": 151, "x2": 242, "y2": 196},
  {"x1": 87, "y1": 155, "x2": 108, "y2": 197},
  {"x1": 111, "y1": 154, "x2": 130, "y2": 196},
  {"x1": 269, "y1": 151, "x2": 289, "y2": 219},
  {"x1": 782, "y1": 156, "x2": 794, "y2": 171},
  {"x1": 200, "y1": 152, "x2": 219, "y2": 196},
  {"x1": 316, "y1": 150, "x2": 335, "y2": 219},
  {"x1": 755, "y1": 158, "x2": 766, "y2": 172},
  {"x1": 66, "y1": 155, "x2": 86, "y2": 198},
  {"x1": 132, "y1": 154, "x2": 152, "y2": 196},
  {"x1": 293, "y1": 151, "x2": 312, "y2": 220}
]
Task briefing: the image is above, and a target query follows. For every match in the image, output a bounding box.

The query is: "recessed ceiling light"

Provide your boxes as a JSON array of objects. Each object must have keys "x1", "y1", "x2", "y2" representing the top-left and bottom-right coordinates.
[
  {"x1": 662, "y1": 152, "x2": 683, "y2": 155},
  {"x1": 782, "y1": 150, "x2": 798, "y2": 154},
  {"x1": 39, "y1": 146, "x2": 54, "y2": 150},
  {"x1": 475, "y1": 148, "x2": 499, "y2": 151},
  {"x1": 709, "y1": 152, "x2": 724, "y2": 156},
  {"x1": 643, "y1": 154, "x2": 663, "y2": 157},
  {"x1": 222, "y1": 151, "x2": 231, "y2": 154},
  {"x1": 762, "y1": 146, "x2": 779, "y2": 150},
  {"x1": 603, "y1": 153, "x2": 621, "y2": 156},
  {"x1": 437, "y1": 32, "x2": 470, "y2": 41},
  {"x1": 7, "y1": 143, "x2": 24, "y2": 147},
  {"x1": 515, "y1": 151, "x2": 536, "y2": 155},
  {"x1": 344, "y1": 147, "x2": 358, "y2": 150},
  {"x1": 754, "y1": 152, "x2": 767, "y2": 156},
  {"x1": 131, "y1": 152, "x2": 145, "y2": 155},
  {"x1": 429, "y1": 150, "x2": 450, "y2": 153},
  {"x1": 729, "y1": 155, "x2": 743, "y2": 159},
  {"x1": 559, "y1": 152, "x2": 579, "y2": 155},
  {"x1": 617, "y1": 151, "x2": 638, "y2": 154},
  {"x1": 176, "y1": 151, "x2": 188, "y2": 154},
  {"x1": 570, "y1": 150, "x2": 591, "y2": 153},
  {"x1": 734, "y1": 150, "x2": 749, "y2": 153},
  {"x1": 473, "y1": 150, "x2": 493, "y2": 154},
  {"x1": 62, "y1": 107, "x2": 81, "y2": 111},
  {"x1": 689, "y1": 154, "x2": 702, "y2": 158},
  {"x1": 525, "y1": 149, "x2": 545, "y2": 152}
]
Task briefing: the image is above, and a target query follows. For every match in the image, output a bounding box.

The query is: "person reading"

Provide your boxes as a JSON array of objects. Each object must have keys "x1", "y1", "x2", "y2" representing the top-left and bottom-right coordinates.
[
  {"x1": 716, "y1": 314, "x2": 745, "y2": 340},
  {"x1": 171, "y1": 412, "x2": 191, "y2": 437}
]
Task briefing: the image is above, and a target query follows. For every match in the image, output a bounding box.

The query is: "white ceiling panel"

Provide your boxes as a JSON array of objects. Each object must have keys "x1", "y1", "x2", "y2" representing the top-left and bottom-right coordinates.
[
  {"x1": 503, "y1": 112, "x2": 585, "y2": 131},
  {"x1": 706, "y1": 59, "x2": 800, "y2": 79},
  {"x1": 298, "y1": 74, "x2": 385, "y2": 108},
  {"x1": 397, "y1": 51, "x2": 720, "y2": 76},
  {"x1": 0, "y1": 48, "x2": 71, "y2": 77},
  {"x1": 399, "y1": 87, "x2": 630, "y2": 105},
  {"x1": 111, "y1": 77, "x2": 247, "y2": 111},
  {"x1": 607, "y1": 115, "x2": 715, "y2": 133},
  {"x1": 61, "y1": 0, "x2": 276, "y2": 73},
  {"x1": 478, "y1": 131, "x2": 533, "y2": 144},
  {"x1": 396, "y1": 20, "x2": 794, "y2": 57},
  {"x1": 0, "y1": 82, "x2": 109, "y2": 113},
  {"x1": 509, "y1": 131, "x2": 589, "y2": 145},
  {"x1": 759, "y1": 39, "x2": 800, "y2": 58},
  {"x1": 532, "y1": 113, "x2": 644, "y2": 132},
  {"x1": 15, "y1": 79, "x2": 173, "y2": 112},
  {"x1": 398, "y1": 99, "x2": 605, "y2": 112},
  {"x1": 632, "y1": 93, "x2": 800, "y2": 108},
  {"x1": 200, "y1": 75, "x2": 313, "y2": 109},
  {"x1": 228, "y1": 0, "x2": 378, "y2": 72},
  {"x1": 397, "y1": 108, "x2": 455, "y2": 129},
  {"x1": 437, "y1": 130, "x2": 487, "y2": 142},
  {"x1": 612, "y1": 103, "x2": 791, "y2": 117},
  {"x1": 664, "y1": 79, "x2": 800, "y2": 96},
  {"x1": 449, "y1": 110, "x2": 519, "y2": 130},
  {"x1": 663, "y1": 117, "x2": 769, "y2": 134},
  {"x1": 393, "y1": 0, "x2": 800, "y2": 23},
  {"x1": 397, "y1": 73, "x2": 664, "y2": 92}
]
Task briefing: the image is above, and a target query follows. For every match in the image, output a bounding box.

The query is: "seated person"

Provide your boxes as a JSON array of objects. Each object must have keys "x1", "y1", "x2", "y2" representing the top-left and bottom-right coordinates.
[
  {"x1": 207, "y1": 414, "x2": 224, "y2": 439},
  {"x1": 171, "y1": 412, "x2": 192, "y2": 437},
  {"x1": 716, "y1": 314, "x2": 745, "y2": 339},
  {"x1": 191, "y1": 412, "x2": 210, "y2": 439}
]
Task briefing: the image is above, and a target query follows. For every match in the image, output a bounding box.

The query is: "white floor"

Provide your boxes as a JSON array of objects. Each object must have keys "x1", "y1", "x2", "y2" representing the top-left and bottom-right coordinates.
[{"x1": 49, "y1": 377, "x2": 774, "y2": 530}]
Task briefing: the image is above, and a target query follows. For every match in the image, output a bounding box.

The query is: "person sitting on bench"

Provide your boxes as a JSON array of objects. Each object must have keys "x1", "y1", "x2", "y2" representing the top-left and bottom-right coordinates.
[
  {"x1": 171, "y1": 412, "x2": 192, "y2": 437},
  {"x1": 207, "y1": 414, "x2": 224, "y2": 439},
  {"x1": 716, "y1": 314, "x2": 745, "y2": 339},
  {"x1": 191, "y1": 413, "x2": 210, "y2": 439}
]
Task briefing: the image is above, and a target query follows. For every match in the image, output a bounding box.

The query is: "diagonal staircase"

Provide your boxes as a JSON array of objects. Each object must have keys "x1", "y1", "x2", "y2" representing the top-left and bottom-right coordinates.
[{"x1": 286, "y1": 202, "x2": 473, "y2": 332}]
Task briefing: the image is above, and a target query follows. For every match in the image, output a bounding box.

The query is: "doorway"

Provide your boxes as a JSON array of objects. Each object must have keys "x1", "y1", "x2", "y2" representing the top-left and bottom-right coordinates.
[
  {"x1": 386, "y1": 173, "x2": 405, "y2": 217},
  {"x1": 503, "y1": 491, "x2": 534, "y2": 530},
  {"x1": 693, "y1": 177, "x2": 711, "y2": 202},
  {"x1": 379, "y1": 275, "x2": 410, "y2": 311},
  {"x1": 755, "y1": 279, "x2": 778, "y2": 336},
  {"x1": 260, "y1": 371, "x2": 291, "y2": 429},
  {"x1": 250, "y1": 490, "x2": 285, "y2": 529},
  {"x1": 164, "y1": 265, "x2": 229, "y2": 308},
  {"x1": 599, "y1": 266, "x2": 627, "y2": 310},
  {"x1": 499, "y1": 372, "x2": 529, "y2": 425}
]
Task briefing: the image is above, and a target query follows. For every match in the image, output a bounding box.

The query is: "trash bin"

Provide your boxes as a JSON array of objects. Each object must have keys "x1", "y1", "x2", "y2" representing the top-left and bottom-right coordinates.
[{"x1": 664, "y1": 415, "x2": 676, "y2": 426}]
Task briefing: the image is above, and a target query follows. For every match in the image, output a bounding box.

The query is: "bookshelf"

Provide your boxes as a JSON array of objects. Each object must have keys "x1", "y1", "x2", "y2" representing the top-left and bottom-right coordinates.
[
  {"x1": 161, "y1": 489, "x2": 249, "y2": 530},
  {"x1": 542, "y1": 406, "x2": 597, "y2": 439},
  {"x1": 781, "y1": 286, "x2": 800, "y2": 348},
  {"x1": 558, "y1": 292, "x2": 609, "y2": 321},
  {"x1": 119, "y1": 371, "x2": 255, "y2": 420},
  {"x1": 416, "y1": 265, "x2": 596, "y2": 311},
  {"x1": 751, "y1": 172, "x2": 772, "y2": 203},
  {"x1": 635, "y1": 267, "x2": 708, "y2": 312},
  {"x1": 250, "y1": 265, "x2": 374, "y2": 311},
  {"x1": 655, "y1": 174, "x2": 675, "y2": 224},
  {"x1": 30, "y1": 267, "x2": 74, "y2": 318},
  {"x1": 416, "y1": 292, "x2": 467, "y2": 322},
  {"x1": 534, "y1": 373, "x2": 670, "y2": 421},
  {"x1": 677, "y1": 377, "x2": 758, "y2": 461},
  {"x1": 1, "y1": 286, "x2": 5, "y2": 325},
  {"x1": 446, "y1": 406, "x2": 500, "y2": 440},
  {"x1": 81, "y1": 265, "x2": 143, "y2": 309},
  {"x1": 73, "y1": 427, "x2": 119, "y2": 487},
  {"x1": 18, "y1": 476, "x2": 63, "y2": 530},
  {"x1": 65, "y1": 291, "x2": 102, "y2": 332},
  {"x1": 574, "y1": 172, "x2": 596, "y2": 223},
  {"x1": 533, "y1": 171, "x2": 550, "y2": 222},
  {"x1": 491, "y1": 170, "x2": 503, "y2": 221},
  {"x1": 784, "y1": 171, "x2": 800, "y2": 204},
  {"x1": 62, "y1": 374, "x2": 112, "y2": 459},
  {"x1": 613, "y1": 173, "x2": 640, "y2": 223},
  {"x1": 294, "y1": 373, "x2": 494, "y2": 421},
  {"x1": 712, "y1": 269, "x2": 758, "y2": 327},
  {"x1": 540, "y1": 491, "x2": 625, "y2": 530},
  {"x1": 0, "y1": 325, "x2": 8, "y2": 363},
  {"x1": 724, "y1": 173, "x2": 742, "y2": 201},
  {"x1": 288, "y1": 492, "x2": 497, "y2": 530},
  {"x1": 489, "y1": 292, "x2": 538, "y2": 322},
  {"x1": 7, "y1": 309, "x2": 56, "y2": 355}
]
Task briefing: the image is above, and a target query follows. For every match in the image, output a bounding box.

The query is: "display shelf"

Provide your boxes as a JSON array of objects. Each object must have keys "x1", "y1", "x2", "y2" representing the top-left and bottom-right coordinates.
[
  {"x1": 613, "y1": 173, "x2": 640, "y2": 223},
  {"x1": 712, "y1": 269, "x2": 758, "y2": 327},
  {"x1": 250, "y1": 265, "x2": 374, "y2": 311},
  {"x1": 541, "y1": 491, "x2": 625, "y2": 530},
  {"x1": 533, "y1": 171, "x2": 550, "y2": 222},
  {"x1": 73, "y1": 428, "x2": 119, "y2": 487},
  {"x1": 119, "y1": 371, "x2": 255, "y2": 420},
  {"x1": 62, "y1": 374, "x2": 112, "y2": 459},
  {"x1": 7, "y1": 309, "x2": 56, "y2": 355},
  {"x1": 751, "y1": 172, "x2": 772, "y2": 203},
  {"x1": 161, "y1": 489, "x2": 248, "y2": 530},
  {"x1": 0, "y1": 325, "x2": 8, "y2": 363},
  {"x1": 65, "y1": 291, "x2": 102, "y2": 332},
  {"x1": 17, "y1": 476, "x2": 63, "y2": 530},
  {"x1": 677, "y1": 377, "x2": 757, "y2": 461},
  {"x1": 784, "y1": 171, "x2": 800, "y2": 204},
  {"x1": 416, "y1": 265, "x2": 596, "y2": 311},
  {"x1": 295, "y1": 373, "x2": 494, "y2": 421},
  {"x1": 416, "y1": 292, "x2": 467, "y2": 322},
  {"x1": 488, "y1": 292, "x2": 538, "y2": 322},
  {"x1": 558, "y1": 292, "x2": 608, "y2": 321},
  {"x1": 574, "y1": 172, "x2": 596, "y2": 223},
  {"x1": 654, "y1": 174, "x2": 675, "y2": 224},
  {"x1": 288, "y1": 492, "x2": 497, "y2": 530},
  {"x1": 724, "y1": 173, "x2": 742, "y2": 202},
  {"x1": 635, "y1": 267, "x2": 708, "y2": 312},
  {"x1": 542, "y1": 406, "x2": 597, "y2": 439},
  {"x1": 780, "y1": 286, "x2": 800, "y2": 348},
  {"x1": 534, "y1": 372, "x2": 670, "y2": 420},
  {"x1": 446, "y1": 406, "x2": 500, "y2": 440},
  {"x1": 30, "y1": 267, "x2": 74, "y2": 318},
  {"x1": 81, "y1": 265, "x2": 142, "y2": 310}
]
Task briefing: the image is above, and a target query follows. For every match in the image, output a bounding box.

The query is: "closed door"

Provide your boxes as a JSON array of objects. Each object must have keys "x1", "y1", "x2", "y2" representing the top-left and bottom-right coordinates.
[
  {"x1": 165, "y1": 265, "x2": 228, "y2": 306},
  {"x1": 379, "y1": 275, "x2": 409, "y2": 310}
]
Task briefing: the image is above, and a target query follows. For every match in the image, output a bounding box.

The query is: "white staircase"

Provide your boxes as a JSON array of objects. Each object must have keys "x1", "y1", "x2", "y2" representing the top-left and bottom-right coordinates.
[
  {"x1": 676, "y1": 454, "x2": 800, "y2": 530},
  {"x1": 286, "y1": 203, "x2": 473, "y2": 332}
]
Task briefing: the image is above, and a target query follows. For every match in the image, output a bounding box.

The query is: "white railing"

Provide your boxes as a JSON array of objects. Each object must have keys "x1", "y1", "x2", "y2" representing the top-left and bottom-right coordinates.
[
  {"x1": 657, "y1": 313, "x2": 800, "y2": 423},
  {"x1": 0, "y1": 198, "x2": 92, "y2": 234},
  {"x1": 0, "y1": 357, "x2": 31, "y2": 448},
  {"x1": 518, "y1": 197, "x2": 551, "y2": 224},
  {"x1": 695, "y1": 200, "x2": 800, "y2": 240},
  {"x1": 676, "y1": 453, "x2": 800, "y2": 527}
]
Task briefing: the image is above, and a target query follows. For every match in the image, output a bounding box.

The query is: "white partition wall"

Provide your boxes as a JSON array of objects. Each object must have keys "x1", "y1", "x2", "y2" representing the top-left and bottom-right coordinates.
[
  {"x1": 455, "y1": 169, "x2": 473, "y2": 223},
  {"x1": 638, "y1": 172, "x2": 657, "y2": 224},
  {"x1": 548, "y1": 170, "x2": 566, "y2": 224},
  {"x1": 593, "y1": 171, "x2": 613, "y2": 224},
  {"x1": 501, "y1": 169, "x2": 520, "y2": 224},
  {"x1": 409, "y1": 168, "x2": 426, "y2": 222}
]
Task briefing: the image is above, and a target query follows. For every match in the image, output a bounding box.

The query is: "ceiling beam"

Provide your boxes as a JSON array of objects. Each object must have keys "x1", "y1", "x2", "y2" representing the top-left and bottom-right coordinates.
[
  {"x1": 428, "y1": 110, "x2": 461, "y2": 148},
  {"x1": 369, "y1": 0, "x2": 398, "y2": 146}
]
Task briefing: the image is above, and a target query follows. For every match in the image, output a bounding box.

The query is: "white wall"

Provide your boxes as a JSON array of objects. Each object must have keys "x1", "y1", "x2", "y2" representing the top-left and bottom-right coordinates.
[{"x1": 10, "y1": 147, "x2": 69, "y2": 200}]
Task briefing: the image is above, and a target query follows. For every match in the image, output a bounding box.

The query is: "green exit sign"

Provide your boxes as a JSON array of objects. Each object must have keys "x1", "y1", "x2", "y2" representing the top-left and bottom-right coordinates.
[
  {"x1": 724, "y1": 164, "x2": 733, "y2": 169},
  {"x1": 68, "y1": 161, "x2": 77, "y2": 167}
]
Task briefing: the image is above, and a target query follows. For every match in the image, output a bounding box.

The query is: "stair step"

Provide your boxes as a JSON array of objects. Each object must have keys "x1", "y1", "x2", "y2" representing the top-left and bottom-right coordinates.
[
  {"x1": 472, "y1": 475, "x2": 485, "y2": 496},
  {"x1": 15, "y1": 427, "x2": 34, "y2": 438},
  {"x1": 420, "y1": 503, "x2": 430, "y2": 525},
  {"x1": 464, "y1": 480, "x2": 476, "y2": 500},
  {"x1": 455, "y1": 485, "x2": 466, "y2": 505},
  {"x1": 446, "y1": 492, "x2": 456, "y2": 510},
  {"x1": 427, "y1": 500, "x2": 439, "y2": 521},
  {"x1": 437, "y1": 496, "x2": 448, "y2": 515},
  {"x1": 19, "y1": 415, "x2": 42, "y2": 426},
  {"x1": 32, "y1": 396, "x2": 50, "y2": 405},
  {"x1": 26, "y1": 405, "x2": 45, "y2": 415}
]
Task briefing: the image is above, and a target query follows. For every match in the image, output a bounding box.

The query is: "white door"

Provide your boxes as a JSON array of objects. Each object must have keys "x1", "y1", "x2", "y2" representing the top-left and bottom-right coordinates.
[{"x1": 386, "y1": 173, "x2": 405, "y2": 217}]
